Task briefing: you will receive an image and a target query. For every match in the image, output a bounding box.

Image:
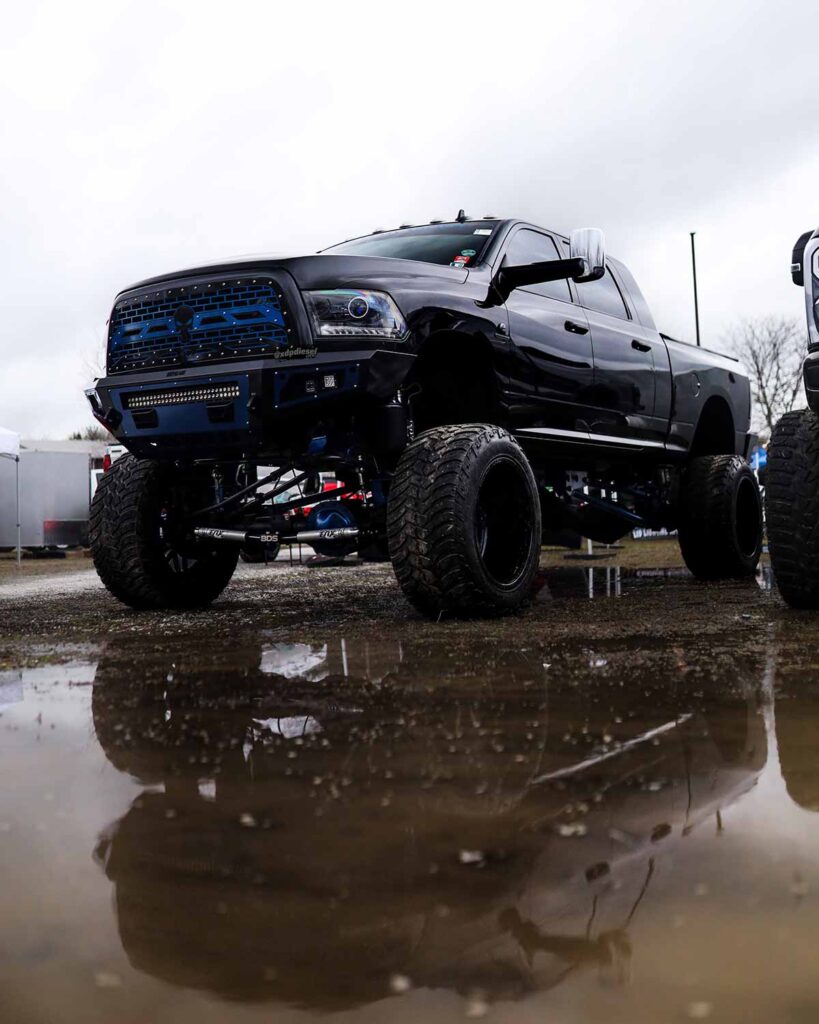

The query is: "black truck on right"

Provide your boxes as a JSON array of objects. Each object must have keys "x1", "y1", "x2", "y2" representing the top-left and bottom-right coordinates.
[{"x1": 767, "y1": 229, "x2": 819, "y2": 606}]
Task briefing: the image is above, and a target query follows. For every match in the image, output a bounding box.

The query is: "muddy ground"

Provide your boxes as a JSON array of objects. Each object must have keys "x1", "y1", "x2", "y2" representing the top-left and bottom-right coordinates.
[
  {"x1": 0, "y1": 539, "x2": 772, "y2": 668},
  {"x1": 3, "y1": 541, "x2": 819, "y2": 1024}
]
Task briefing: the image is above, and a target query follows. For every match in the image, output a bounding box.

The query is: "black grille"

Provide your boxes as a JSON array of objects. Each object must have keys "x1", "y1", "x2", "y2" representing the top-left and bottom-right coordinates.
[{"x1": 108, "y1": 276, "x2": 290, "y2": 373}]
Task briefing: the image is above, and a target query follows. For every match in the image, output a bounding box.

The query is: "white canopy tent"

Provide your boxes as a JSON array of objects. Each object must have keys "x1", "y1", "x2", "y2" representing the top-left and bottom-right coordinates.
[{"x1": 0, "y1": 427, "x2": 21, "y2": 565}]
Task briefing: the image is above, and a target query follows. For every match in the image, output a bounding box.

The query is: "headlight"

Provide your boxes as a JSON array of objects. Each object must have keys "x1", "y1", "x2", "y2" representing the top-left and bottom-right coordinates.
[{"x1": 303, "y1": 289, "x2": 408, "y2": 340}]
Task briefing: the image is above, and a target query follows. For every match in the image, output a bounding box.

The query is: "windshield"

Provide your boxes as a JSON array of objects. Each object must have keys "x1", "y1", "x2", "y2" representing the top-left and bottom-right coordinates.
[{"x1": 322, "y1": 221, "x2": 499, "y2": 268}]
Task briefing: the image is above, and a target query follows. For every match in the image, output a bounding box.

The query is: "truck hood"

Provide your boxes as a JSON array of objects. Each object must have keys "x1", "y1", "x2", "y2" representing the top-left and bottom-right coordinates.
[{"x1": 119, "y1": 253, "x2": 471, "y2": 298}]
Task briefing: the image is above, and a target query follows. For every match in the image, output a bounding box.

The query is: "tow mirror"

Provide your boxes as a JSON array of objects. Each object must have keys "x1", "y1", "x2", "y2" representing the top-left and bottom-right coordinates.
[
  {"x1": 480, "y1": 226, "x2": 607, "y2": 307},
  {"x1": 791, "y1": 230, "x2": 814, "y2": 287},
  {"x1": 570, "y1": 228, "x2": 606, "y2": 282}
]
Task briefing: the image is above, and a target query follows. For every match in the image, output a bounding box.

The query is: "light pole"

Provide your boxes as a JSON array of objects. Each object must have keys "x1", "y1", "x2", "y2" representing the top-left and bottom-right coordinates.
[{"x1": 690, "y1": 231, "x2": 701, "y2": 347}]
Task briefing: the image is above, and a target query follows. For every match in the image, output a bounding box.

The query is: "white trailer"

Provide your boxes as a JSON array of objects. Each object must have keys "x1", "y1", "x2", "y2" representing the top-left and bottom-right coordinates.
[
  {"x1": 0, "y1": 439, "x2": 106, "y2": 551},
  {"x1": 0, "y1": 426, "x2": 20, "y2": 562}
]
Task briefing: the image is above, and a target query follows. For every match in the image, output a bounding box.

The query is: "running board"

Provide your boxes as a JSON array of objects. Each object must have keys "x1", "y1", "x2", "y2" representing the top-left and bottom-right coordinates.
[
  {"x1": 531, "y1": 714, "x2": 693, "y2": 784},
  {"x1": 516, "y1": 426, "x2": 686, "y2": 456}
]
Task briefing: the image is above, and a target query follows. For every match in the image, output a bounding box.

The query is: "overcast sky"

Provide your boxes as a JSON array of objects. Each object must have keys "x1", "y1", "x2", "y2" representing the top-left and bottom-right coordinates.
[{"x1": 2, "y1": 0, "x2": 819, "y2": 438}]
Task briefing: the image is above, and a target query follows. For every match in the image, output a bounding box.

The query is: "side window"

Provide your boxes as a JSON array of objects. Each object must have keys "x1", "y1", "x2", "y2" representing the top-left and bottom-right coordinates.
[
  {"x1": 504, "y1": 229, "x2": 572, "y2": 303},
  {"x1": 575, "y1": 267, "x2": 630, "y2": 319}
]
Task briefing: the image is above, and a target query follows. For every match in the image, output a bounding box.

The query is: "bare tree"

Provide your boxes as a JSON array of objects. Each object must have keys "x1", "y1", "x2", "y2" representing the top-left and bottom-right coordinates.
[
  {"x1": 68, "y1": 425, "x2": 111, "y2": 442},
  {"x1": 724, "y1": 315, "x2": 805, "y2": 437},
  {"x1": 82, "y1": 333, "x2": 107, "y2": 381}
]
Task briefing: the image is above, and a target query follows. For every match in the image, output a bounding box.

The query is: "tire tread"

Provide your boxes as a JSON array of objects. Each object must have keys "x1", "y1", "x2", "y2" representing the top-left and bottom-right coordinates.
[
  {"x1": 767, "y1": 408, "x2": 819, "y2": 607},
  {"x1": 387, "y1": 424, "x2": 540, "y2": 617},
  {"x1": 90, "y1": 454, "x2": 237, "y2": 610},
  {"x1": 677, "y1": 454, "x2": 762, "y2": 579}
]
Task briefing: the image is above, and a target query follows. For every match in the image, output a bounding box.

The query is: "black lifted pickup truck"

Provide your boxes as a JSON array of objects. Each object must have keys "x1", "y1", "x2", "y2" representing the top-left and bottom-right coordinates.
[{"x1": 87, "y1": 215, "x2": 763, "y2": 618}]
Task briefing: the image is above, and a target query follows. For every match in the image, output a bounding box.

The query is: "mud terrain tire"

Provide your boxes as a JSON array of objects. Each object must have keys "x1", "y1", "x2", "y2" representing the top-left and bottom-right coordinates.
[
  {"x1": 766, "y1": 408, "x2": 819, "y2": 608},
  {"x1": 90, "y1": 454, "x2": 238, "y2": 610},
  {"x1": 677, "y1": 454, "x2": 762, "y2": 580},
  {"x1": 387, "y1": 424, "x2": 541, "y2": 618}
]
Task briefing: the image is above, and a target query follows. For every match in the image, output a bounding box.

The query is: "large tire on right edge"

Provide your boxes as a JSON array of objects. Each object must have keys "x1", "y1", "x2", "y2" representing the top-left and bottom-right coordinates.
[
  {"x1": 387, "y1": 424, "x2": 541, "y2": 618},
  {"x1": 767, "y1": 408, "x2": 819, "y2": 608},
  {"x1": 677, "y1": 454, "x2": 763, "y2": 580}
]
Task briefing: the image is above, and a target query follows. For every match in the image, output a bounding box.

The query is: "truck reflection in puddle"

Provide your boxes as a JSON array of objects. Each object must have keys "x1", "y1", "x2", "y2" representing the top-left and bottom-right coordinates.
[{"x1": 90, "y1": 637, "x2": 768, "y2": 1011}]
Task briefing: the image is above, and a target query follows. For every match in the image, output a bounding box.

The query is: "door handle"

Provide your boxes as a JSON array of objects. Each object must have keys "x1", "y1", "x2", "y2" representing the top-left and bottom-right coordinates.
[
  {"x1": 631, "y1": 339, "x2": 651, "y2": 352},
  {"x1": 564, "y1": 320, "x2": 589, "y2": 335}
]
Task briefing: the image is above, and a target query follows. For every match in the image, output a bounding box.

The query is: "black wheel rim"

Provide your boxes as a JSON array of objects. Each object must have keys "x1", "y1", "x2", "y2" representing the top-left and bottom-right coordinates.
[
  {"x1": 160, "y1": 506, "x2": 198, "y2": 575},
  {"x1": 473, "y1": 457, "x2": 535, "y2": 588},
  {"x1": 163, "y1": 547, "x2": 197, "y2": 574}
]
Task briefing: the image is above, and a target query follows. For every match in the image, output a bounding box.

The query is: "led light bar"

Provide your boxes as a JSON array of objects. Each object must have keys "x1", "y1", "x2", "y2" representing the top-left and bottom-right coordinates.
[
  {"x1": 123, "y1": 383, "x2": 240, "y2": 410},
  {"x1": 318, "y1": 325, "x2": 400, "y2": 337}
]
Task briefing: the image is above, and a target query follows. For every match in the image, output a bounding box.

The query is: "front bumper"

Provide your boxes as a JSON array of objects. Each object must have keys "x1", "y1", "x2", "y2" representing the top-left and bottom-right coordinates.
[{"x1": 87, "y1": 349, "x2": 414, "y2": 458}]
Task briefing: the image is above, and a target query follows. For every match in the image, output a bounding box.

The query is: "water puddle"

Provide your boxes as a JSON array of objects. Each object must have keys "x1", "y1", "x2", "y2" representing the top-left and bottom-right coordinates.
[{"x1": 1, "y1": 619, "x2": 817, "y2": 1023}]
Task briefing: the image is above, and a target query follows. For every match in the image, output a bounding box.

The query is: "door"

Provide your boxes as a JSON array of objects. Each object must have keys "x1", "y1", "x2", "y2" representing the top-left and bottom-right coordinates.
[
  {"x1": 502, "y1": 228, "x2": 595, "y2": 433},
  {"x1": 573, "y1": 265, "x2": 662, "y2": 442}
]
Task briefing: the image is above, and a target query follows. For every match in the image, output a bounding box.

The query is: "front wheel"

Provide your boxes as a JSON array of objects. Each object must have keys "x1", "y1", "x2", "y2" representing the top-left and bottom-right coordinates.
[
  {"x1": 677, "y1": 454, "x2": 763, "y2": 580},
  {"x1": 90, "y1": 455, "x2": 238, "y2": 610},
  {"x1": 767, "y1": 409, "x2": 819, "y2": 608},
  {"x1": 387, "y1": 424, "x2": 541, "y2": 618}
]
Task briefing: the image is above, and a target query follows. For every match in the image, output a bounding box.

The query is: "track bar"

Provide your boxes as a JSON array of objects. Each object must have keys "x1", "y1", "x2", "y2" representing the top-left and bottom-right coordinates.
[{"x1": 194, "y1": 526, "x2": 360, "y2": 546}]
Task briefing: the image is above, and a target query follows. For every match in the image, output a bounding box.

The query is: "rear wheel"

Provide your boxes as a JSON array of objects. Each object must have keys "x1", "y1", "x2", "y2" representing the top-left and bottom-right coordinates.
[
  {"x1": 677, "y1": 454, "x2": 763, "y2": 580},
  {"x1": 240, "y1": 542, "x2": 281, "y2": 564},
  {"x1": 387, "y1": 424, "x2": 541, "y2": 618},
  {"x1": 767, "y1": 409, "x2": 819, "y2": 608},
  {"x1": 358, "y1": 537, "x2": 391, "y2": 562},
  {"x1": 90, "y1": 454, "x2": 238, "y2": 610}
]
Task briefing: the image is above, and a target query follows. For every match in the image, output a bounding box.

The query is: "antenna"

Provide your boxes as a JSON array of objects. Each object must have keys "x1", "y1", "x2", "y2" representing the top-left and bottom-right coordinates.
[{"x1": 456, "y1": 209, "x2": 467, "y2": 223}]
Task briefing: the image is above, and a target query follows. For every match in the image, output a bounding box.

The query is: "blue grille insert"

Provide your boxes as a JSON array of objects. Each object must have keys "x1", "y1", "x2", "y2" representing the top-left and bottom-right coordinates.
[{"x1": 108, "y1": 277, "x2": 290, "y2": 373}]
